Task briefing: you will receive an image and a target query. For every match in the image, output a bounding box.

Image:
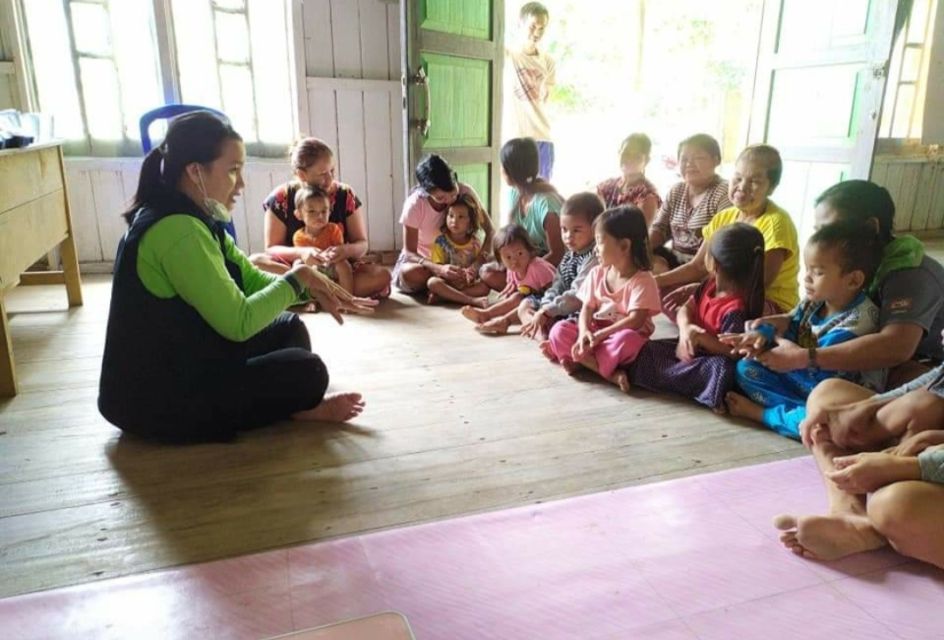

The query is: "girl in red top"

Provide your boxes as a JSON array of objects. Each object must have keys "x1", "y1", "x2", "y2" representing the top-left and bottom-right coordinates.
[{"x1": 629, "y1": 222, "x2": 766, "y2": 411}]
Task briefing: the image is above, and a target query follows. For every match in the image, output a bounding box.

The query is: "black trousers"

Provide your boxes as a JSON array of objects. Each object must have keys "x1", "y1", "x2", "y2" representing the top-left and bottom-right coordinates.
[{"x1": 113, "y1": 313, "x2": 329, "y2": 443}]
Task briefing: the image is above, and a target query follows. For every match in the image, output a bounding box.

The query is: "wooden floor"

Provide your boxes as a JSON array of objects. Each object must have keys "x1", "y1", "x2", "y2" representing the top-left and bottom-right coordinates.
[{"x1": 0, "y1": 275, "x2": 804, "y2": 598}]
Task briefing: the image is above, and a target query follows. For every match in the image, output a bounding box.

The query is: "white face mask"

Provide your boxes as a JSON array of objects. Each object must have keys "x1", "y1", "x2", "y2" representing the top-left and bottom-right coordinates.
[{"x1": 195, "y1": 168, "x2": 232, "y2": 224}]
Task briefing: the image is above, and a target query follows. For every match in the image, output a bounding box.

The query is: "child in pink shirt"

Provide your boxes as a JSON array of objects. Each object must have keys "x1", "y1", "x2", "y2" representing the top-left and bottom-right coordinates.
[
  {"x1": 546, "y1": 206, "x2": 661, "y2": 392},
  {"x1": 462, "y1": 223, "x2": 556, "y2": 334}
]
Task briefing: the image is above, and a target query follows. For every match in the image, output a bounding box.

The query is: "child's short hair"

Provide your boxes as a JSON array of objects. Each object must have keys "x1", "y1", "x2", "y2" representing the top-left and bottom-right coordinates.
[
  {"x1": 619, "y1": 133, "x2": 652, "y2": 165},
  {"x1": 677, "y1": 133, "x2": 721, "y2": 162},
  {"x1": 736, "y1": 144, "x2": 783, "y2": 189},
  {"x1": 443, "y1": 193, "x2": 482, "y2": 235},
  {"x1": 562, "y1": 192, "x2": 604, "y2": 225},
  {"x1": 594, "y1": 206, "x2": 652, "y2": 271},
  {"x1": 493, "y1": 223, "x2": 536, "y2": 258},
  {"x1": 809, "y1": 220, "x2": 882, "y2": 284},
  {"x1": 294, "y1": 184, "x2": 330, "y2": 210},
  {"x1": 520, "y1": 2, "x2": 549, "y2": 20}
]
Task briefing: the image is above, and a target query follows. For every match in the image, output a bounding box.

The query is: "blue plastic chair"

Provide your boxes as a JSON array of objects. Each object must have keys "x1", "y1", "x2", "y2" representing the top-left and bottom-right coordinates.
[{"x1": 139, "y1": 104, "x2": 237, "y2": 241}]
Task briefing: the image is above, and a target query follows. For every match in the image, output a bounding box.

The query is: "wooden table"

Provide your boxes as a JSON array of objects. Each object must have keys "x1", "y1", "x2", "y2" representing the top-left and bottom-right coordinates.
[{"x1": 0, "y1": 141, "x2": 83, "y2": 397}]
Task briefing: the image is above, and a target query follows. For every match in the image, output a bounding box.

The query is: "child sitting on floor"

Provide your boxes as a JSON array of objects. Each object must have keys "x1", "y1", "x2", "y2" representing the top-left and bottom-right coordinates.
[
  {"x1": 285, "y1": 185, "x2": 354, "y2": 295},
  {"x1": 629, "y1": 222, "x2": 766, "y2": 412},
  {"x1": 425, "y1": 193, "x2": 491, "y2": 306},
  {"x1": 461, "y1": 223, "x2": 556, "y2": 334},
  {"x1": 545, "y1": 205, "x2": 660, "y2": 392},
  {"x1": 724, "y1": 221, "x2": 883, "y2": 439},
  {"x1": 519, "y1": 192, "x2": 603, "y2": 340}
]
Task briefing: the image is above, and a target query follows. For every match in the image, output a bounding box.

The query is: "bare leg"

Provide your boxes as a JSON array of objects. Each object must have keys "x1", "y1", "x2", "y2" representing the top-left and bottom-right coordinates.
[
  {"x1": 477, "y1": 308, "x2": 521, "y2": 335},
  {"x1": 464, "y1": 295, "x2": 520, "y2": 325},
  {"x1": 292, "y1": 392, "x2": 365, "y2": 423},
  {"x1": 868, "y1": 481, "x2": 944, "y2": 570},
  {"x1": 334, "y1": 260, "x2": 355, "y2": 295},
  {"x1": 352, "y1": 263, "x2": 391, "y2": 298},
  {"x1": 577, "y1": 352, "x2": 631, "y2": 393},
  {"x1": 725, "y1": 391, "x2": 764, "y2": 423},
  {"x1": 773, "y1": 439, "x2": 886, "y2": 561},
  {"x1": 875, "y1": 390, "x2": 944, "y2": 442},
  {"x1": 480, "y1": 264, "x2": 507, "y2": 292},
  {"x1": 397, "y1": 262, "x2": 433, "y2": 294},
  {"x1": 427, "y1": 277, "x2": 488, "y2": 306}
]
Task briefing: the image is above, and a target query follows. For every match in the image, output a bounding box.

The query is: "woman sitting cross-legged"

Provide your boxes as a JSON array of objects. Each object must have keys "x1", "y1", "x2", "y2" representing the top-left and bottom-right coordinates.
[{"x1": 98, "y1": 112, "x2": 375, "y2": 444}]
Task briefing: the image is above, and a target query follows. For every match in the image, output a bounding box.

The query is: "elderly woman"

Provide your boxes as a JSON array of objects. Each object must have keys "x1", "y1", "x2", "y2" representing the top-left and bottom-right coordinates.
[
  {"x1": 99, "y1": 113, "x2": 374, "y2": 443},
  {"x1": 253, "y1": 137, "x2": 391, "y2": 298},
  {"x1": 648, "y1": 133, "x2": 731, "y2": 274},
  {"x1": 595, "y1": 132, "x2": 662, "y2": 225},
  {"x1": 393, "y1": 154, "x2": 494, "y2": 295}
]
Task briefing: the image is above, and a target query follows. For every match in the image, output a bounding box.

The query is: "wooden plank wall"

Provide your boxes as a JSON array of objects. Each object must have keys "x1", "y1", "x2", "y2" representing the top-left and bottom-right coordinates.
[
  {"x1": 63, "y1": 158, "x2": 291, "y2": 265},
  {"x1": 0, "y1": 0, "x2": 21, "y2": 110},
  {"x1": 873, "y1": 154, "x2": 944, "y2": 234},
  {"x1": 301, "y1": 0, "x2": 406, "y2": 252}
]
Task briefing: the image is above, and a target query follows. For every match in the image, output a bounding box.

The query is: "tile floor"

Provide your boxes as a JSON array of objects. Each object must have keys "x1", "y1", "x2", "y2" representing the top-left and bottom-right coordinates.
[{"x1": 1, "y1": 457, "x2": 942, "y2": 640}]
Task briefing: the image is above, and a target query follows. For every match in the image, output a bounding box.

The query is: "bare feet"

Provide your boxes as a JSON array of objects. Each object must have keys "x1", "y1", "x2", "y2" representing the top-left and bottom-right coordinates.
[
  {"x1": 470, "y1": 296, "x2": 489, "y2": 309},
  {"x1": 292, "y1": 392, "x2": 365, "y2": 423},
  {"x1": 773, "y1": 513, "x2": 886, "y2": 561},
  {"x1": 539, "y1": 340, "x2": 557, "y2": 363},
  {"x1": 725, "y1": 391, "x2": 764, "y2": 423},
  {"x1": 461, "y1": 306, "x2": 487, "y2": 323},
  {"x1": 610, "y1": 370, "x2": 631, "y2": 394},
  {"x1": 476, "y1": 317, "x2": 511, "y2": 335}
]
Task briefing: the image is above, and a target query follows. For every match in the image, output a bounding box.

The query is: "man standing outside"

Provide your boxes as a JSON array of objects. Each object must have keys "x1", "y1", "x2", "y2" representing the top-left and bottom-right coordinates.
[{"x1": 505, "y1": 2, "x2": 556, "y2": 180}]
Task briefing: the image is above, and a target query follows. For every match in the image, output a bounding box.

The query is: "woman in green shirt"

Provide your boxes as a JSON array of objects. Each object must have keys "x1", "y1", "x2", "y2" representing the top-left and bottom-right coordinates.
[
  {"x1": 481, "y1": 137, "x2": 566, "y2": 290},
  {"x1": 98, "y1": 112, "x2": 373, "y2": 443}
]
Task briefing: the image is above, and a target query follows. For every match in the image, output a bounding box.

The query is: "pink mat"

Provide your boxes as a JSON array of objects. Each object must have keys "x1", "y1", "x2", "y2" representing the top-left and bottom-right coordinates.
[{"x1": 3, "y1": 457, "x2": 943, "y2": 639}]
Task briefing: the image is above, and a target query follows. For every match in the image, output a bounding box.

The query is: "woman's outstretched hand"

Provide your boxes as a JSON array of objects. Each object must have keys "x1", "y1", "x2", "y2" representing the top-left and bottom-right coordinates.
[{"x1": 292, "y1": 265, "x2": 377, "y2": 323}]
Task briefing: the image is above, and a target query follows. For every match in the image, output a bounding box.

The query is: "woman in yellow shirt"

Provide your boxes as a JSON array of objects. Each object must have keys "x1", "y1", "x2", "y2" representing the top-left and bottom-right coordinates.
[{"x1": 654, "y1": 144, "x2": 799, "y2": 317}]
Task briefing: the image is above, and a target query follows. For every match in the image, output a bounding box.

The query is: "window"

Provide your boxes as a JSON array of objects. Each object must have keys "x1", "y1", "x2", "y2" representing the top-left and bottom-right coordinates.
[
  {"x1": 15, "y1": 0, "x2": 296, "y2": 156},
  {"x1": 878, "y1": 0, "x2": 937, "y2": 141}
]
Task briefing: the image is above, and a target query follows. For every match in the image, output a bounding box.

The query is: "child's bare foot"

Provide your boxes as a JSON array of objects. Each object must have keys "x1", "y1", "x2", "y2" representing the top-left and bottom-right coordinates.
[
  {"x1": 292, "y1": 392, "x2": 365, "y2": 423},
  {"x1": 773, "y1": 513, "x2": 886, "y2": 561},
  {"x1": 725, "y1": 391, "x2": 764, "y2": 422},
  {"x1": 560, "y1": 359, "x2": 579, "y2": 376},
  {"x1": 539, "y1": 340, "x2": 557, "y2": 362},
  {"x1": 609, "y1": 370, "x2": 631, "y2": 394},
  {"x1": 426, "y1": 291, "x2": 440, "y2": 305},
  {"x1": 476, "y1": 317, "x2": 511, "y2": 335},
  {"x1": 461, "y1": 306, "x2": 487, "y2": 323}
]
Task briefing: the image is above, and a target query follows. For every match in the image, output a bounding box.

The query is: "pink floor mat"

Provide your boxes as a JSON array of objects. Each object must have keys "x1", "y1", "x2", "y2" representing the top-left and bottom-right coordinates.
[{"x1": 2, "y1": 457, "x2": 943, "y2": 639}]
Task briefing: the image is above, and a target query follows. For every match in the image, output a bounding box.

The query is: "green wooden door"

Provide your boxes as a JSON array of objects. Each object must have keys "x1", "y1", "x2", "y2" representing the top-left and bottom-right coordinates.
[
  {"x1": 749, "y1": 0, "x2": 901, "y2": 243},
  {"x1": 403, "y1": 0, "x2": 504, "y2": 216}
]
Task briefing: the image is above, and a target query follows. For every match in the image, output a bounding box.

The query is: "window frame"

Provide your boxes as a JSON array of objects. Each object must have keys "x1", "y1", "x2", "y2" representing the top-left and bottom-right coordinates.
[{"x1": 9, "y1": 0, "x2": 298, "y2": 158}]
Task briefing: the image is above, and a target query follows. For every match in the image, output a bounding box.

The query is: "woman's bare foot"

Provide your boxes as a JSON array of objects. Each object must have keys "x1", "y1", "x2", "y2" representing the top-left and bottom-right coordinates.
[
  {"x1": 292, "y1": 392, "x2": 365, "y2": 423},
  {"x1": 461, "y1": 306, "x2": 487, "y2": 323},
  {"x1": 725, "y1": 391, "x2": 764, "y2": 423},
  {"x1": 539, "y1": 340, "x2": 557, "y2": 362},
  {"x1": 609, "y1": 370, "x2": 631, "y2": 394},
  {"x1": 560, "y1": 359, "x2": 580, "y2": 376},
  {"x1": 476, "y1": 317, "x2": 511, "y2": 335},
  {"x1": 773, "y1": 513, "x2": 886, "y2": 561}
]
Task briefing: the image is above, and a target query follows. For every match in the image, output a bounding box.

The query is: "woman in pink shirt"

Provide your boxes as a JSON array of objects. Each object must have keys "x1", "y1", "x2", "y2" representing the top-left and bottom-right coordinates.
[{"x1": 394, "y1": 154, "x2": 494, "y2": 294}]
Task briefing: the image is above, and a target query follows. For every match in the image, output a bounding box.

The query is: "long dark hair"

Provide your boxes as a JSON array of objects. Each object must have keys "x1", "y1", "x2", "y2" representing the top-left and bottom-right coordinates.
[
  {"x1": 123, "y1": 111, "x2": 242, "y2": 224},
  {"x1": 500, "y1": 137, "x2": 559, "y2": 196},
  {"x1": 708, "y1": 222, "x2": 766, "y2": 319},
  {"x1": 815, "y1": 180, "x2": 896, "y2": 245},
  {"x1": 594, "y1": 206, "x2": 652, "y2": 271}
]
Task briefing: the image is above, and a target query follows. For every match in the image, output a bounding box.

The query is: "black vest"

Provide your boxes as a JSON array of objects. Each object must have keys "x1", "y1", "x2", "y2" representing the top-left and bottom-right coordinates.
[{"x1": 98, "y1": 193, "x2": 247, "y2": 434}]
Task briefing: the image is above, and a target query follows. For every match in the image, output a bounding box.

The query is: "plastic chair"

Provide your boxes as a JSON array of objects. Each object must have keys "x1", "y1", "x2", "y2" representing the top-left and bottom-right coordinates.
[{"x1": 139, "y1": 104, "x2": 237, "y2": 240}]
